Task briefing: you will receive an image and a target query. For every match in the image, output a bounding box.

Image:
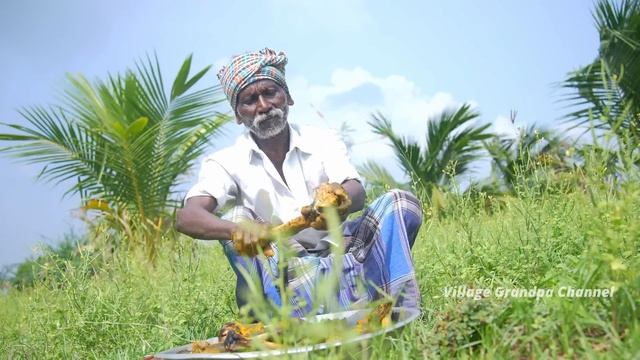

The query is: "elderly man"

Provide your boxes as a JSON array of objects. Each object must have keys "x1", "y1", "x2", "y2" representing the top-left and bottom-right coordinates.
[{"x1": 176, "y1": 48, "x2": 422, "y2": 317}]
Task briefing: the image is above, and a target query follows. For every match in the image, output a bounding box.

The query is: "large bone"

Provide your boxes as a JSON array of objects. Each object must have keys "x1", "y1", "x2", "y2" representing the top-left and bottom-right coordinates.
[
  {"x1": 262, "y1": 183, "x2": 351, "y2": 257},
  {"x1": 271, "y1": 183, "x2": 351, "y2": 237},
  {"x1": 270, "y1": 205, "x2": 319, "y2": 238}
]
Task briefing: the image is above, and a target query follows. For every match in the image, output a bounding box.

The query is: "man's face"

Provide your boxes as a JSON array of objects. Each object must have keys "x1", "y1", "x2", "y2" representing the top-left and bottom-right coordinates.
[{"x1": 235, "y1": 79, "x2": 293, "y2": 139}]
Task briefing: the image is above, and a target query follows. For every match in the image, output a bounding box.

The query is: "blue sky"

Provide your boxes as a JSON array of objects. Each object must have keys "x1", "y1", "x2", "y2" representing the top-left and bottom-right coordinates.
[{"x1": 0, "y1": 0, "x2": 598, "y2": 268}]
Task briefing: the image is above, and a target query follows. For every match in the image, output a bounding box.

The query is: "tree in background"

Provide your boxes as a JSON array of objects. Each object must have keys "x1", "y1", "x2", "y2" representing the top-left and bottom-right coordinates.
[
  {"x1": 357, "y1": 160, "x2": 410, "y2": 200},
  {"x1": 0, "y1": 55, "x2": 230, "y2": 260},
  {"x1": 482, "y1": 124, "x2": 571, "y2": 194},
  {"x1": 367, "y1": 104, "x2": 493, "y2": 205},
  {"x1": 562, "y1": 0, "x2": 640, "y2": 149}
]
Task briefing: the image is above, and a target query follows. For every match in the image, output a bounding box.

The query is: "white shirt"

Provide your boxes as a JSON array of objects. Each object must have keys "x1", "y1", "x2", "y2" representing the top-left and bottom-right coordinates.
[{"x1": 185, "y1": 123, "x2": 361, "y2": 250}]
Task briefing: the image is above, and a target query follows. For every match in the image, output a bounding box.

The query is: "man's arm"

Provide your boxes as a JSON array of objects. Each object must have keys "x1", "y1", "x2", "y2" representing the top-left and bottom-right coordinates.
[
  {"x1": 176, "y1": 196, "x2": 271, "y2": 257},
  {"x1": 175, "y1": 196, "x2": 236, "y2": 240},
  {"x1": 341, "y1": 179, "x2": 366, "y2": 215}
]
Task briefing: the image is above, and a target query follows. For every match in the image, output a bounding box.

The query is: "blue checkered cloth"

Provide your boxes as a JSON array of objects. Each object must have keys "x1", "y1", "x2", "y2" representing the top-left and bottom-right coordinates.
[
  {"x1": 222, "y1": 189, "x2": 422, "y2": 317},
  {"x1": 217, "y1": 47, "x2": 291, "y2": 111}
]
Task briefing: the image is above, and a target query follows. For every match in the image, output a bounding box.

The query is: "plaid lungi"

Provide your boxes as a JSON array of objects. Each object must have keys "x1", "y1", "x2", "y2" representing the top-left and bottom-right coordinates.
[{"x1": 221, "y1": 189, "x2": 422, "y2": 317}]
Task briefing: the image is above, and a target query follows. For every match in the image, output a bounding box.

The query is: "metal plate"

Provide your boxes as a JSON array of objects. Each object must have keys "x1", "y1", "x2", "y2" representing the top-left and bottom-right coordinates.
[{"x1": 154, "y1": 307, "x2": 420, "y2": 359}]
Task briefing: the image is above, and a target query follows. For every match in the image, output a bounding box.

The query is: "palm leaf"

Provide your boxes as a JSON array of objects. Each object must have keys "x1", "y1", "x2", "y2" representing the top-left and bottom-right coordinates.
[
  {"x1": 484, "y1": 125, "x2": 570, "y2": 192},
  {"x1": 369, "y1": 104, "x2": 493, "y2": 198},
  {"x1": 0, "y1": 54, "x2": 230, "y2": 250},
  {"x1": 369, "y1": 113, "x2": 427, "y2": 191},
  {"x1": 561, "y1": 0, "x2": 640, "y2": 144},
  {"x1": 357, "y1": 160, "x2": 407, "y2": 190}
]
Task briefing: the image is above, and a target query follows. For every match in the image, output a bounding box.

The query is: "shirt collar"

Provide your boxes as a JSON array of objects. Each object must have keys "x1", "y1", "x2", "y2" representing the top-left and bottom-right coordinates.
[
  {"x1": 238, "y1": 123, "x2": 313, "y2": 162},
  {"x1": 288, "y1": 123, "x2": 314, "y2": 154}
]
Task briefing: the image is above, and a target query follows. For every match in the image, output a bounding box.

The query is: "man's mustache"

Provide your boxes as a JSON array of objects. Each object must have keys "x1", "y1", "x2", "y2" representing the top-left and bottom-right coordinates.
[{"x1": 254, "y1": 108, "x2": 285, "y2": 124}]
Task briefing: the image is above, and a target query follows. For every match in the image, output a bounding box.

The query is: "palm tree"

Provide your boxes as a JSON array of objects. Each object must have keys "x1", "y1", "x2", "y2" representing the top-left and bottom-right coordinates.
[
  {"x1": 482, "y1": 125, "x2": 571, "y2": 193},
  {"x1": 0, "y1": 55, "x2": 230, "y2": 259},
  {"x1": 562, "y1": 0, "x2": 640, "y2": 146},
  {"x1": 368, "y1": 104, "x2": 493, "y2": 202},
  {"x1": 356, "y1": 160, "x2": 410, "y2": 200}
]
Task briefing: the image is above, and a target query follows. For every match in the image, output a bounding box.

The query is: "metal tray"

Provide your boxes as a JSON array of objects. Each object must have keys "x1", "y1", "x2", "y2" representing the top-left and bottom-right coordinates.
[{"x1": 154, "y1": 307, "x2": 420, "y2": 359}]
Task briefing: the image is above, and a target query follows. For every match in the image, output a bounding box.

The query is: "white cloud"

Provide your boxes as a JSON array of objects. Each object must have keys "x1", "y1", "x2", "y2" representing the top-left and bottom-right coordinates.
[
  {"x1": 287, "y1": 67, "x2": 465, "y2": 180},
  {"x1": 491, "y1": 115, "x2": 519, "y2": 139},
  {"x1": 555, "y1": 121, "x2": 594, "y2": 143}
]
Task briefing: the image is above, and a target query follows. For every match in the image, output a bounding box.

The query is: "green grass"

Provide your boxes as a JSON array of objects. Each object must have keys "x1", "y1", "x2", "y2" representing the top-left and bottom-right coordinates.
[{"x1": 1, "y1": 169, "x2": 639, "y2": 359}]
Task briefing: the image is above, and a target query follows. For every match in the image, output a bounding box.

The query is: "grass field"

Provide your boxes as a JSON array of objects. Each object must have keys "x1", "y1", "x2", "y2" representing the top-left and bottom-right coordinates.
[{"x1": 1, "y1": 167, "x2": 639, "y2": 359}]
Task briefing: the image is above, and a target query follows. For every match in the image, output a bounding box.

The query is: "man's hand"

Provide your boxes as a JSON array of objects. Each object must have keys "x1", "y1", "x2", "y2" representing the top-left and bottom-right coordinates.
[
  {"x1": 309, "y1": 182, "x2": 352, "y2": 230},
  {"x1": 231, "y1": 221, "x2": 274, "y2": 257}
]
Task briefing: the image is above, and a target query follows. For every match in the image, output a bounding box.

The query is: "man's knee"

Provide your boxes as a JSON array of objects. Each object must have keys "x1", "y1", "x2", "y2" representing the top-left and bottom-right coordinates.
[
  {"x1": 377, "y1": 189, "x2": 422, "y2": 216},
  {"x1": 382, "y1": 188, "x2": 420, "y2": 203},
  {"x1": 378, "y1": 189, "x2": 423, "y2": 247}
]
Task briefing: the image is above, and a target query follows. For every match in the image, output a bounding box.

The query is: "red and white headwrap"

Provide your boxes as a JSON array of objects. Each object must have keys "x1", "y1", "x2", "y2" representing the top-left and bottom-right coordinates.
[{"x1": 217, "y1": 48, "x2": 291, "y2": 111}]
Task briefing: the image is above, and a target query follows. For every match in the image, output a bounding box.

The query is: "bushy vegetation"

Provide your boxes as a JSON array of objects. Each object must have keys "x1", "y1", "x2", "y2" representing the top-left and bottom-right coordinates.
[
  {"x1": 5, "y1": 231, "x2": 92, "y2": 290},
  {"x1": 1, "y1": 0, "x2": 639, "y2": 358},
  {"x1": 0, "y1": 156, "x2": 638, "y2": 358},
  {"x1": 0, "y1": 54, "x2": 230, "y2": 261}
]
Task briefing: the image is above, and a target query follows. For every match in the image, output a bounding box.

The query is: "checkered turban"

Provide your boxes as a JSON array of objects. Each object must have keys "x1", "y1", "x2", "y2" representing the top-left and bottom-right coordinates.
[{"x1": 217, "y1": 48, "x2": 291, "y2": 111}]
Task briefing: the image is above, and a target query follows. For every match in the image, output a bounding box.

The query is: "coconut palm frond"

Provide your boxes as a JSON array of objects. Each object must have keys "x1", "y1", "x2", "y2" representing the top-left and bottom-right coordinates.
[
  {"x1": 369, "y1": 113, "x2": 427, "y2": 191},
  {"x1": 561, "y1": 0, "x2": 640, "y2": 143},
  {"x1": 357, "y1": 160, "x2": 407, "y2": 190},
  {"x1": 0, "y1": 54, "x2": 230, "y2": 240},
  {"x1": 427, "y1": 104, "x2": 493, "y2": 181},
  {"x1": 484, "y1": 125, "x2": 570, "y2": 192},
  {"x1": 369, "y1": 104, "x2": 493, "y2": 197}
]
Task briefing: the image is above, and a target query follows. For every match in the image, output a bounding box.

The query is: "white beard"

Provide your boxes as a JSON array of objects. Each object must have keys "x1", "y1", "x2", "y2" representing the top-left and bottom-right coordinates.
[{"x1": 245, "y1": 107, "x2": 288, "y2": 139}]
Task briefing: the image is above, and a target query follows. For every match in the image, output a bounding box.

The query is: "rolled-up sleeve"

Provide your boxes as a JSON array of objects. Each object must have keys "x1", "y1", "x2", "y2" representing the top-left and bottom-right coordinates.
[
  {"x1": 185, "y1": 157, "x2": 238, "y2": 210},
  {"x1": 320, "y1": 129, "x2": 361, "y2": 184}
]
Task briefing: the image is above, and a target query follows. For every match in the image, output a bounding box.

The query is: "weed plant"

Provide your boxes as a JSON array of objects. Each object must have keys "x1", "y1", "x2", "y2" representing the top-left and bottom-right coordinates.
[{"x1": 1, "y1": 151, "x2": 639, "y2": 359}]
